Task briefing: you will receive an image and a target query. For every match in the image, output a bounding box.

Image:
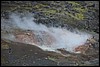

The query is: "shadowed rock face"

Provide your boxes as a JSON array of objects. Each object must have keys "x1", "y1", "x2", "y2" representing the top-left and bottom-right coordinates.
[{"x1": 1, "y1": 39, "x2": 58, "y2": 66}]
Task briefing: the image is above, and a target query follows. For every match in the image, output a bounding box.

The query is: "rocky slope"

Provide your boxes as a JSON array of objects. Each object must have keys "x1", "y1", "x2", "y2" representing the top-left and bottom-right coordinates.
[{"x1": 1, "y1": 1, "x2": 99, "y2": 66}]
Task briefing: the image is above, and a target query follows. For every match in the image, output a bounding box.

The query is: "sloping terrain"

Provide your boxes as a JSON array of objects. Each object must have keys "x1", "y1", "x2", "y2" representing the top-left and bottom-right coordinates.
[{"x1": 1, "y1": 1, "x2": 99, "y2": 66}]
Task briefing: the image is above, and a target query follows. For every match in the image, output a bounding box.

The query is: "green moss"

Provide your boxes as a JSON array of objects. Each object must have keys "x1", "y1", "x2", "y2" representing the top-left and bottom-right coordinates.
[
  {"x1": 34, "y1": 4, "x2": 47, "y2": 9},
  {"x1": 48, "y1": 56, "x2": 57, "y2": 62},
  {"x1": 22, "y1": 7, "x2": 32, "y2": 10},
  {"x1": 73, "y1": 7, "x2": 88, "y2": 13},
  {"x1": 65, "y1": 12, "x2": 84, "y2": 20},
  {"x1": 68, "y1": 1, "x2": 80, "y2": 6},
  {"x1": 88, "y1": 2, "x2": 94, "y2": 6},
  {"x1": 64, "y1": 2, "x2": 88, "y2": 20},
  {"x1": 45, "y1": 9, "x2": 56, "y2": 14},
  {"x1": 1, "y1": 57, "x2": 5, "y2": 64},
  {"x1": 42, "y1": 9, "x2": 57, "y2": 16},
  {"x1": 75, "y1": 13, "x2": 84, "y2": 20},
  {"x1": 10, "y1": 7, "x2": 18, "y2": 11},
  {"x1": 1, "y1": 44, "x2": 9, "y2": 49},
  {"x1": 65, "y1": 1, "x2": 89, "y2": 20}
]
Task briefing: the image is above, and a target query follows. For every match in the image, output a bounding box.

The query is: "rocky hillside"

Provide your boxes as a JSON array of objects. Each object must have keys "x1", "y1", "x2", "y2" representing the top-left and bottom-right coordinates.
[
  {"x1": 1, "y1": 1, "x2": 99, "y2": 33},
  {"x1": 1, "y1": 1, "x2": 99, "y2": 66}
]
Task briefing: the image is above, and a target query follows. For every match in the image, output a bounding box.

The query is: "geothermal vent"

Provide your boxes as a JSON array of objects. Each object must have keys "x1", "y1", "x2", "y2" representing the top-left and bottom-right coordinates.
[{"x1": 1, "y1": 13, "x2": 93, "y2": 54}]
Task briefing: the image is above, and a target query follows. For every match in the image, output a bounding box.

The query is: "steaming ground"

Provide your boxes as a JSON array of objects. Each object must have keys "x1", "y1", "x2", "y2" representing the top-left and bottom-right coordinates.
[{"x1": 1, "y1": 13, "x2": 92, "y2": 53}]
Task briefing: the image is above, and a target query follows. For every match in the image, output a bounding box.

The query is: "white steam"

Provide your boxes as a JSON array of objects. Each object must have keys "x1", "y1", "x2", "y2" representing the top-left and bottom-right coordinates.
[{"x1": 1, "y1": 13, "x2": 92, "y2": 53}]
